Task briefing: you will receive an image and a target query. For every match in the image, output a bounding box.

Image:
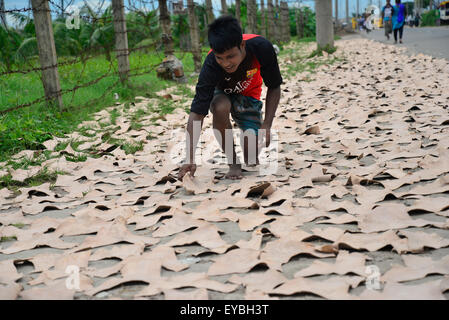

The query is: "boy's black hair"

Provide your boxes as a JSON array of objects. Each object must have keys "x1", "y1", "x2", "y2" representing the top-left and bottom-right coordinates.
[{"x1": 208, "y1": 15, "x2": 243, "y2": 53}]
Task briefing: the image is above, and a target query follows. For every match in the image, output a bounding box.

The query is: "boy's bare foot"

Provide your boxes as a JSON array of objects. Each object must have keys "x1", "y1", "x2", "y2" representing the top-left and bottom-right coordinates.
[{"x1": 226, "y1": 164, "x2": 243, "y2": 180}]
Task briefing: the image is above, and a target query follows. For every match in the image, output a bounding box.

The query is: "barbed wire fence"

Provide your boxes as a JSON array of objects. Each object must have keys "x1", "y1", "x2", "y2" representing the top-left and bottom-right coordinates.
[
  {"x1": 0, "y1": 0, "x2": 305, "y2": 117},
  {"x1": 0, "y1": 0, "x2": 180, "y2": 117}
]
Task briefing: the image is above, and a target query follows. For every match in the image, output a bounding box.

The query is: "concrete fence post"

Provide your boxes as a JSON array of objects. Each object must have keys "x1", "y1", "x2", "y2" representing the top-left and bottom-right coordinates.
[
  {"x1": 112, "y1": 0, "x2": 130, "y2": 84},
  {"x1": 31, "y1": 0, "x2": 63, "y2": 109},
  {"x1": 280, "y1": 1, "x2": 290, "y2": 42},
  {"x1": 187, "y1": 0, "x2": 202, "y2": 72},
  {"x1": 316, "y1": 0, "x2": 334, "y2": 50}
]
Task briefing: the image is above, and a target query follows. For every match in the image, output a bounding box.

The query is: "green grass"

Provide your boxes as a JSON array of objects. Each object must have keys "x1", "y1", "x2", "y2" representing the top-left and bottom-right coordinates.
[
  {"x1": 280, "y1": 36, "x2": 345, "y2": 80},
  {"x1": 294, "y1": 36, "x2": 318, "y2": 43},
  {"x1": 78, "y1": 126, "x2": 98, "y2": 138},
  {"x1": 0, "y1": 166, "x2": 67, "y2": 191},
  {"x1": 0, "y1": 48, "x2": 205, "y2": 163},
  {"x1": 5, "y1": 150, "x2": 54, "y2": 170},
  {"x1": 11, "y1": 223, "x2": 27, "y2": 229},
  {"x1": 130, "y1": 121, "x2": 143, "y2": 131},
  {"x1": 121, "y1": 140, "x2": 144, "y2": 155},
  {"x1": 149, "y1": 98, "x2": 180, "y2": 116},
  {"x1": 287, "y1": 35, "x2": 341, "y2": 44},
  {"x1": 66, "y1": 154, "x2": 88, "y2": 162},
  {"x1": 308, "y1": 44, "x2": 338, "y2": 58},
  {"x1": 54, "y1": 138, "x2": 89, "y2": 153},
  {"x1": 0, "y1": 236, "x2": 17, "y2": 242},
  {"x1": 109, "y1": 108, "x2": 121, "y2": 125},
  {"x1": 284, "y1": 55, "x2": 344, "y2": 79},
  {"x1": 54, "y1": 141, "x2": 69, "y2": 152},
  {"x1": 97, "y1": 128, "x2": 144, "y2": 156}
]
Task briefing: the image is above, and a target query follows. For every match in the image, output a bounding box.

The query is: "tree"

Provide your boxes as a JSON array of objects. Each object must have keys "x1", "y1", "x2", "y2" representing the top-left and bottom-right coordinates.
[
  {"x1": 280, "y1": 1, "x2": 290, "y2": 42},
  {"x1": 274, "y1": 0, "x2": 281, "y2": 44},
  {"x1": 296, "y1": 6, "x2": 304, "y2": 39},
  {"x1": 228, "y1": 0, "x2": 248, "y2": 31},
  {"x1": 247, "y1": 0, "x2": 257, "y2": 33},
  {"x1": 126, "y1": 9, "x2": 160, "y2": 51},
  {"x1": 81, "y1": 4, "x2": 115, "y2": 61},
  {"x1": 158, "y1": 0, "x2": 174, "y2": 56},
  {"x1": 0, "y1": 26, "x2": 23, "y2": 70},
  {"x1": 221, "y1": 0, "x2": 228, "y2": 15},
  {"x1": 260, "y1": 0, "x2": 267, "y2": 38},
  {"x1": 334, "y1": 0, "x2": 339, "y2": 29},
  {"x1": 301, "y1": 7, "x2": 315, "y2": 38},
  {"x1": 266, "y1": 0, "x2": 276, "y2": 42},
  {"x1": 187, "y1": 0, "x2": 201, "y2": 72},
  {"x1": 235, "y1": 0, "x2": 241, "y2": 25},
  {"x1": 172, "y1": 13, "x2": 189, "y2": 50},
  {"x1": 0, "y1": 0, "x2": 7, "y2": 29},
  {"x1": 205, "y1": 0, "x2": 214, "y2": 25},
  {"x1": 194, "y1": 3, "x2": 209, "y2": 44},
  {"x1": 59, "y1": 0, "x2": 65, "y2": 19}
]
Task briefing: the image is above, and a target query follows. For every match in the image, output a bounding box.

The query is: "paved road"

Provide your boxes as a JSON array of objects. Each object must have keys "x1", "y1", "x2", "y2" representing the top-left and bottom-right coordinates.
[{"x1": 343, "y1": 26, "x2": 449, "y2": 60}]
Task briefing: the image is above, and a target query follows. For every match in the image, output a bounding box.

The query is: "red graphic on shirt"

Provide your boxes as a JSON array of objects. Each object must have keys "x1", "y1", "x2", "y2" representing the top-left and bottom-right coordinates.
[{"x1": 240, "y1": 34, "x2": 263, "y2": 100}]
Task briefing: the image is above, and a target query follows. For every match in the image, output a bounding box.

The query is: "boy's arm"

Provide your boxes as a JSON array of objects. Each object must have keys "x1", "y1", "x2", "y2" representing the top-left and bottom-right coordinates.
[
  {"x1": 259, "y1": 86, "x2": 280, "y2": 149},
  {"x1": 185, "y1": 111, "x2": 206, "y2": 164},
  {"x1": 251, "y1": 37, "x2": 283, "y2": 148},
  {"x1": 263, "y1": 86, "x2": 281, "y2": 128},
  {"x1": 178, "y1": 54, "x2": 219, "y2": 179},
  {"x1": 178, "y1": 112, "x2": 205, "y2": 179}
]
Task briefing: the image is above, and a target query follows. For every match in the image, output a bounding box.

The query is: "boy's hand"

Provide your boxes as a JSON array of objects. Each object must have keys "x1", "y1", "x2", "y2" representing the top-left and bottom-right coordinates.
[
  {"x1": 258, "y1": 123, "x2": 271, "y2": 150},
  {"x1": 178, "y1": 163, "x2": 197, "y2": 180}
]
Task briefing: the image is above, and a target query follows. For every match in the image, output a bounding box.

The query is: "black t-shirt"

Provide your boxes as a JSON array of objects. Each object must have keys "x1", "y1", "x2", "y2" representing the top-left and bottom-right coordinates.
[{"x1": 190, "y1": 35, "x2": 283, "y2": 115}]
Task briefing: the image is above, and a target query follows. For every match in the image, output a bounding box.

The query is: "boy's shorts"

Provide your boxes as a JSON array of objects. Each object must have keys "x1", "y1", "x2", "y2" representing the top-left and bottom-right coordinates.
[{"x1": 213, "y1": 88, "x2": 263, "y2": 135}]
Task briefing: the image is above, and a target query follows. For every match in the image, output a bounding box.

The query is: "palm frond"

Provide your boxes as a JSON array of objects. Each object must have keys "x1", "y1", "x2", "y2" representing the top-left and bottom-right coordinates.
[
  {"x1": 8, "y1": 12, "x2": 31, "y2": 29},
  {"x1": 14, "y1": 37, "x2": 38, "y2": 61},
  {"x1": 82, "y1": 0, "x2": 98, "y2": 20}
]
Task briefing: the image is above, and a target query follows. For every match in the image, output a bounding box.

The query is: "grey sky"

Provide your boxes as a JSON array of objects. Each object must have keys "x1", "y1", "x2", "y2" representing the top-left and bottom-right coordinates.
[
  {"x1": 4, "y1": 0, "x2": 432, "y2": 20},
  {"x1": 4, "y1": 0, "x2": 390, "y2": 15}
]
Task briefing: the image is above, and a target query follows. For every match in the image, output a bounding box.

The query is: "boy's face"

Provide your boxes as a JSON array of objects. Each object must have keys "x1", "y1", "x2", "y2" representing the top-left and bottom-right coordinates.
[{"x1": 213, "y1": 41, "x2": 246, "y2": 74}]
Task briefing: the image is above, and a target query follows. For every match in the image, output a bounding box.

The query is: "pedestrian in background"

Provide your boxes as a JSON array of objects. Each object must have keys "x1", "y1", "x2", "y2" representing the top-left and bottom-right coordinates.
[
  {"x1": 364, "y1": 13, "x2": 373, "y2": 33},
  {"x1": 382, "y1": 0, "x2": 394, "y2": 40},
  {"x1": 392, "y1": 0, "x2": 407, "y2": 44},
  {"x1": 407, "y1": 14, "x2": 413, "y2": 27},
  {"x1": 414, "y1": 13, "x2": 420, "y2": 27}
]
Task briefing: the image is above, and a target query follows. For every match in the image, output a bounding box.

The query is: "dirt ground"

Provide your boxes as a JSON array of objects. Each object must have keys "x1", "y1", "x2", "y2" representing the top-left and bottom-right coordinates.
[{"x1": 1, "y1": 37, "x2": 448, "y2": 300}]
